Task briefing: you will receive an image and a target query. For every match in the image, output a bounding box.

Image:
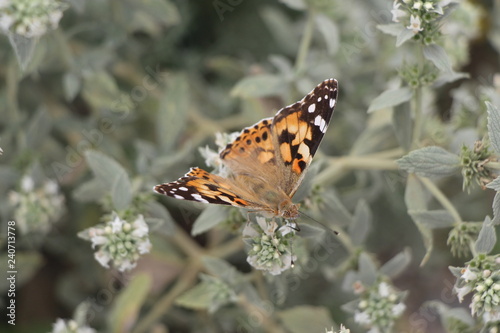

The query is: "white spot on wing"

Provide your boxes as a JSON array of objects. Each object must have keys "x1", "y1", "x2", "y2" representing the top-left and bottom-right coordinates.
[
  {"x1": 179, "y1": 187, "x2": 188, "y2": 191},
  {"x1": 314, "y1": 115, "x2": 327, "y2": 133},
  {"x1": 308, "y1": 103, "x2": 316, "y2": 113},
  {"x1": 330, "y1": 98, "x2": 336, "y2": 108},
  {"x1": 174, "y1": 194, "x2": 185, "y2": 200},
  {"x1": 317, "y1": 97, "x2": 322, "y2": 102},
  {"x1": 324, "y1": 94, "x2": 328, "y2": 99},
  {"x1": 192, "y1": 193, "x2": 209, "y2": 203}
]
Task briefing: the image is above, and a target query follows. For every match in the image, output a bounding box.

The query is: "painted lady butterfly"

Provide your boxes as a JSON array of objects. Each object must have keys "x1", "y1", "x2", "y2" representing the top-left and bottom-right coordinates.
[{"x1": 154, "y1": 78, "x2": 338, "y2": 219}]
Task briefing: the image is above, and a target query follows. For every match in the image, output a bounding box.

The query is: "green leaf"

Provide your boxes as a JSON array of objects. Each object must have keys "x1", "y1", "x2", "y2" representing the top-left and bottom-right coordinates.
[
  {"x1": 278, "y1": 306, "x2": 335, "y2": 333},
  {"x1": 475, "y1": 216, "x2": 496, "y2": 254},
  {"x1": 408, "y1": 210, "x2": 455, "y2": 229},
  {"x1": 392, "y1": 103, "x2": 413, "y2": 151},
  {"x1": 111, "y1": 171, "x2": 132, "y2": 211},
  {"x1": 486, "y1": 176, "x2": 500, "y2": 192},
  {"x1": 368, "y1": 87, "x2": 413, "y2": 113},
  {"x1": 423, "y1": 44, "x2": 452, "y2": 73},
  {"x1": 397, "y1": 146, "x2": 460, "y2": 178},
  {"x1": 156, "y1": 73, "x2": 189, "y2": 152},
  {"x1": 358, "y1": 252, "x2": 377, "y2": 286},
  {"x1": 379, "y1": 248, "x2": 412, "y2": 278},
  {"x1": 315, "y1": 15, "x2": 339, "y2": 55},
  {"x1": 26, "y1": 107, "x2": 52, "y2": 150},
  {"x1": 109, "y1": 274, "x2": 151, "y2": 333},
  {"x1": 8, "y1": 33, "x2": 37, "y2": 72},
  {"x1": 486, "y1": 102, "x2": 500, "y2": 154},
  {"x1": 231, "y1": 74, "x2": 285, "y2": 98},
  {"x1": 191, "y1": 205, "x2": 229, "y2": 236},
  {"x1": 349, "y1": 200, "x2": 372, "y2": 246},
  {"x1": 175, "y1": 281, "x2": 213, "y2": 310}
]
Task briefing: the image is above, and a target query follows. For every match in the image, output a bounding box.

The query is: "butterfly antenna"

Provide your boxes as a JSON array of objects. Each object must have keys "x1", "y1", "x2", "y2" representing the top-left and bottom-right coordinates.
[{"x1": 298, "y1": 210, "x2": 339, "y2": 235}]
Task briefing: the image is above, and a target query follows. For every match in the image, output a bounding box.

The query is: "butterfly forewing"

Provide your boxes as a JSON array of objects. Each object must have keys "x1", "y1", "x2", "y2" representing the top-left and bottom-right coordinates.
[{"x1": 272, "y1": 78, "x2": 338, "y2": 197}]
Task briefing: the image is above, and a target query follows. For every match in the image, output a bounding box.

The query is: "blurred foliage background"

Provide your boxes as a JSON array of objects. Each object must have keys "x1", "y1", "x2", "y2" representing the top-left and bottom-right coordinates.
[{"x1": 0, "y1": 0, "x2": 500, "y2": 332}]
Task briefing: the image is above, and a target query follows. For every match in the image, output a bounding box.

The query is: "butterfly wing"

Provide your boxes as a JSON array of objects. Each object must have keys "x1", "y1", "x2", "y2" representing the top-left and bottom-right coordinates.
[
  {"x1": 272, "y1": 78, "x2": 338, "y2": 197},
  {"x1": 154, "y1": 167, "x2": 262, "y2": 208},
  {"x1": 220, "y1": 78, "x2": 338, "y2": 198}
]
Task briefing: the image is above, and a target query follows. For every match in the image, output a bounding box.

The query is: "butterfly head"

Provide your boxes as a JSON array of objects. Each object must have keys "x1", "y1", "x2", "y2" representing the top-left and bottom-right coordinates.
[{"x1": 278, "y1": 200, "x2": 300, "y2": 219}]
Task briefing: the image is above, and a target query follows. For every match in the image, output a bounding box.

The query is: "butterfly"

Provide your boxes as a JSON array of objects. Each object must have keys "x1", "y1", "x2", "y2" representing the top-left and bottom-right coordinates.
[{"x1": 154, "y1": 78, "x2": 338, "y2": 219}]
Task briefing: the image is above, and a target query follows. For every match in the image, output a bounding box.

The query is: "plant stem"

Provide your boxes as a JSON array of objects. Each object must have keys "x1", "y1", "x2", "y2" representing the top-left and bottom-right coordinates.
[
  {"x1": 294, "y1": 9, "x2": 316, "y2": 75},
  {"x1": 411, "y1": 46, "x2": 425, "y2": 149},
  {"x1": 418, "y1": 176, "x2": 462, "y2": 224},
  {"x1": 315, "y1": 155, "x2": 399, "y2": 185},
  {"x1": 133, "y1": 259, "x2": 201, "y2": 333}
]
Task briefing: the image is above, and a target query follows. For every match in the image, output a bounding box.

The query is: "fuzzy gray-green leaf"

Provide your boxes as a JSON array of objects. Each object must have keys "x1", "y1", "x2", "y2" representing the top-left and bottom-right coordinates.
[
  {"x1": 475, "y1": 216, "x2": 496, "y2": 254},
  {"x1": 358, "y1": 252, "x2": 377, "y2": 286},
  {"x1": 377, "y1": 23, "x2": 404, "y2": 36},
  {"x1": 397, "y1": 146, "x2": 460, "y2": 178},
  {"x1": 111, "y1": 171, "x2": 132, "y2": 211},
  {"x1": 486, "y1": 176, "x2": 500, "y2": 192},
  {"x1": 396, "y1": 28, "x2": 415, "y2": 47},
  {"x1": 423, "y1": 44, "x2": 452, "y2": 73},
  {"x1": 486, "y1": 102, "x2": 500, "y2": 154},
  {"x1": 368, "y1": 87, "x2": 413, "y2": 113},
  {"x1": 380, "y1": 248, "x2": 412, "y2": 278},
  {"x1": 191, "y1": 205, "x2": 229, "y2": 236},
  {"x1": 349, "y1": 200, "x2": 372, "y2": 246},
  {"x1": 278, "y1": 306, "x2": 335, "y2": 333},
  {"x1": 85, "y1": 150, "x2": 127, "y2": 189},
  {"x1": 316, "y1": 15, "x2": 339, "y2": 55},
  {"x1": 408, "y1": 210, "x2": 455, "y2": 229},
  {"x1": 156, "y1": 74, "x2": 189, "y2": 152},
  {"x1": 493, "y1": 192, "x2": 500, "y2": 226},
  {"x1": 231, "y1": 74, "x2": 285, "y2": 98}
]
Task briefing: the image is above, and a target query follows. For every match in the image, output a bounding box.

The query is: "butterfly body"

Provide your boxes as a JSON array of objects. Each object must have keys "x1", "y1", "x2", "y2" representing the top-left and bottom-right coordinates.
[{"x1": 154, "y1": 78, "x2": 338, "y2": 219}]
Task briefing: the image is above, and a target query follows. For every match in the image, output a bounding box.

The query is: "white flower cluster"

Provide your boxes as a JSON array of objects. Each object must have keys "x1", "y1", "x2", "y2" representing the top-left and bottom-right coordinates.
[
  {"x1": 243, "y1": 217, "x2": 297, "y2": 275},
  {"x1": 454, "y1": 259, "x2": 500, "y2": 325},
  {"x1": 0, "y1": 0, "x2": 66, "y2": 38},
  {"x1": 51, "y1": 318, "x2": 96, "y2": 333},
  {"x1": 391, "y1": 0, "x2": 448, "y2": 35},
  {"x1": 78, "y1": 213, "x2": 152, "y2": 272},
  {"x1": 325, "y1": 324, "x2": 350, "y2": 333},
  {"x1": 199, "y1": 131, "x2": 239, "y2": 176},
  {"x1": 9, "y1": 175, "x2": 65, "y2": 234},
  {"x1": 353, "y1": 281, "x2": 407, "y2": 333}
]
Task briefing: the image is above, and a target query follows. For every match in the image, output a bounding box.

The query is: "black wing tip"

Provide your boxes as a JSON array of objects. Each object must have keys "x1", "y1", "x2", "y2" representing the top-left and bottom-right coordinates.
[{"x1": 153, "y1": 184, "x2": 166, "y2": 194}]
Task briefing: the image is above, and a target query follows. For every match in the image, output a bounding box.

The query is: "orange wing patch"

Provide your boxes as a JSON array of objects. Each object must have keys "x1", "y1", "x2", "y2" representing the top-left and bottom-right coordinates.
[{"x1": 220, "y1": 118, "x2": 276, "y2": 165}]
